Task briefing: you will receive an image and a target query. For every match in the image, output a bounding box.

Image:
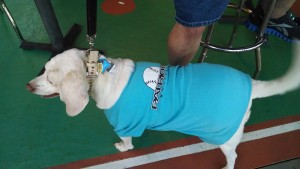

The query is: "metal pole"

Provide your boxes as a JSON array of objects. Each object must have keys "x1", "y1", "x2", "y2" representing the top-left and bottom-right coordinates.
[
  {"x1": 228, "y1": 0, "x2": 246, "y2": 47},
  {"x1": 198, "y1": 24, "x2": 215, "y2": 62},
  {"x1": 1, "y1": 0, "x2": 25, "y2": 41},
  {"x1": 253, "y1": 0, "x2": 276, "y2": 79}
]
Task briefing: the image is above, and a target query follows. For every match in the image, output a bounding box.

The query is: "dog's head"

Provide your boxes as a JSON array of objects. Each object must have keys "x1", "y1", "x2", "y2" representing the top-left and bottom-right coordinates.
[{"x1": 27, "y1": 49, "x2": 90, "y2": 117}]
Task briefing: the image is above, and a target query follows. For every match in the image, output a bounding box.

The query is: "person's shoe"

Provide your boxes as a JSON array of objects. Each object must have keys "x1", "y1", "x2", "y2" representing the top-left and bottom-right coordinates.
[{"x1": 244, "y1": 6, "x2": 300, "y2": 43}]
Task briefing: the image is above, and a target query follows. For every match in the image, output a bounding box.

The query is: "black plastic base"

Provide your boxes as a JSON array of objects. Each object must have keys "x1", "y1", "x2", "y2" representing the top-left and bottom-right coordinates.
[{"x1": 20, "y1": 23, "x2": 82, "y2": 55}]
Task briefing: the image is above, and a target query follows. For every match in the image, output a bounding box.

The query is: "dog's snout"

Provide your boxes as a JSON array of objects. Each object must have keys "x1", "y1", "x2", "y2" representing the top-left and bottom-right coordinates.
[{"x1": 26, "y1": 83, "x2": 35, "y2": 92}]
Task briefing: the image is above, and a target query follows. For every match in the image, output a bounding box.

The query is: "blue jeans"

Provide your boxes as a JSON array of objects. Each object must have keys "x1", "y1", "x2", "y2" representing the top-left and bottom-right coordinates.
[{"x1": 174, "y1": 0, "x2": 230, "y2": 27}]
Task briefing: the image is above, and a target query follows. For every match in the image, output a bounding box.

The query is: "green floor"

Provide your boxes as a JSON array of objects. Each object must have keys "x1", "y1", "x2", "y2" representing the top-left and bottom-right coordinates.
[{"x1": 0, "y1": 0, "x2": 299, "y2": 168}]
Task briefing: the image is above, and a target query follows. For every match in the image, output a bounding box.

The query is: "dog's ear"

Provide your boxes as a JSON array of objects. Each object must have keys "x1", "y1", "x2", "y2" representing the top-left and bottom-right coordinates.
[{"x1": 60, "y1": 70, "x2": 89, "y2": 116}]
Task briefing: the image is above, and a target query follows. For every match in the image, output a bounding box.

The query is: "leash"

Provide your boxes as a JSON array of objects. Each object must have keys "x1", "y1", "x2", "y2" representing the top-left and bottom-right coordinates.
[
  {"x1": 86, "y1": 0, "x2": 99, "y2": 80},
  {"x1": 85, "y1": 0, "x2": 114, "y2": 86},
  {"x1": 86, "y1": 0, "x2": 97, "y2": 47}
]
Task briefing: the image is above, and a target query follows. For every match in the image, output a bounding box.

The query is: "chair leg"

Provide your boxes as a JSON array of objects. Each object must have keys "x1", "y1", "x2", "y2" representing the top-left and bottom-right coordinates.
[
  {"x1": 198, "y1": 24, "x2": 215, "y2": 63},
  {"x1": 198, "y1": 0, "x2": 275, "y2": 79},
  {"x1": 1, "y1": 0, "x2": 25, "y2": 41},
  {"x1": 228, "y1": 0, "x2": 246, "y2": 47},
  {"x1": 253, "y1": 0, "x2": 277, "y2": 78},
  {"x1": 253, "y1": 47, "x2": 262, "y2": 79}
]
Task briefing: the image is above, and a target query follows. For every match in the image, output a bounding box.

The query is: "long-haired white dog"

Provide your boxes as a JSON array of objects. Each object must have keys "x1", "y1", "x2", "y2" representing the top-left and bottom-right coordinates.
[{"x1": 27, "y1": 44, "x2": 300, "y2": 169}]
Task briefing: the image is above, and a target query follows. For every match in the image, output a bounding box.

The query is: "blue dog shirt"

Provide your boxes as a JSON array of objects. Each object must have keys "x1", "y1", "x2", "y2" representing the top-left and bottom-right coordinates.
[{"x1": 104, "y1": 62, "x2": 252, "y2": 145}]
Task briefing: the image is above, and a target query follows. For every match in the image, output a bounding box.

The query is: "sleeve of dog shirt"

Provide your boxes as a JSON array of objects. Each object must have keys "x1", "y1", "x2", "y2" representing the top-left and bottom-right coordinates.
[{"x1": 104, "y1": 107, "x2": 148, "y2": 137}]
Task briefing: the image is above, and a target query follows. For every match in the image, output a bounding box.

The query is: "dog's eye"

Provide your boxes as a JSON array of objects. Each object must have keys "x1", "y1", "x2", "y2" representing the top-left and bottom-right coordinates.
[{"x1": 47, "y1": 76, "x2": 54, "y2": 85}]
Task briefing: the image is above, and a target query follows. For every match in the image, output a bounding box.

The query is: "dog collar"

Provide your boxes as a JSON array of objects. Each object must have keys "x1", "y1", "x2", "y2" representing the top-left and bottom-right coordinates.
[{"x1": 86, "y1": 50, "x2": 115, "y2": 79}]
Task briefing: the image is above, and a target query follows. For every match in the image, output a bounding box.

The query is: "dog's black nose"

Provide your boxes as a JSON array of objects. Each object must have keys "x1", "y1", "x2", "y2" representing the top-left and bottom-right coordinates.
[{"x1": 26, "y1": 83, "x2": 35, "y2": 92}]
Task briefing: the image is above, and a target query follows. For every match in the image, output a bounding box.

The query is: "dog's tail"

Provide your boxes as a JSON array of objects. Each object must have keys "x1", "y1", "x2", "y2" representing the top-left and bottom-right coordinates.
[{"x1": 252, "y1": 43, "x2": 300, "y2": 99}]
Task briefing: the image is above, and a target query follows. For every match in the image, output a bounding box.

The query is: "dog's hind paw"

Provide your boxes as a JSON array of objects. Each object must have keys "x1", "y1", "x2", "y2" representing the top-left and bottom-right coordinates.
[{"x1": 114, "y1": 141, "x2": 134, "y2": 152}]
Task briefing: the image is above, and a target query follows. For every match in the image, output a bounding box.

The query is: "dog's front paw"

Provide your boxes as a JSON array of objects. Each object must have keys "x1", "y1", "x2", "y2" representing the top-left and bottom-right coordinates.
[{"x1": 114, "y1": 141, "x2": 134, "y2": 152}]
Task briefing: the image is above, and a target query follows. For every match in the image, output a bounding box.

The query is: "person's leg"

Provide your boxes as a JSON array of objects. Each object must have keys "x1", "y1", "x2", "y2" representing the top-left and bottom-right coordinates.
[
  {"x1": 245, "y1": 0, "x2": 299, "y2": 42},
  {"x1": 168, "y1": 23, "x2": 205, "y2": 66},
  {"x1": 259, "y1": 0, "x2": 296, "y2": 18},
  {"x1": 169, "y1": 0, "x2": 230, "y2": 66}
]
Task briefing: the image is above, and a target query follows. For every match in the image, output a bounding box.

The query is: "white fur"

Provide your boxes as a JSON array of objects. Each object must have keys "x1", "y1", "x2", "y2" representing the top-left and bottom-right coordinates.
[
  {"x1": 91, "y1": 58, "x2": 135, "y2": 109},
  {"x1": 27, "y1": 43, "x2": 300, "y2": 169}
]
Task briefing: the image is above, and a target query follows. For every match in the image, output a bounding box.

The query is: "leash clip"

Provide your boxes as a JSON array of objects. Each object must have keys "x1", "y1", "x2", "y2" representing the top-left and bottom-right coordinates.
[{"x1": 86, "y1": 34, "x2": 96, "y2": 49}]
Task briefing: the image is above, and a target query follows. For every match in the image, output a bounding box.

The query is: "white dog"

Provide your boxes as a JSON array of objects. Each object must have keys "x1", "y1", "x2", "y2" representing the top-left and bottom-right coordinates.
[{"x1": 27, "y1": 44, "x2": 300, "y2": 169}]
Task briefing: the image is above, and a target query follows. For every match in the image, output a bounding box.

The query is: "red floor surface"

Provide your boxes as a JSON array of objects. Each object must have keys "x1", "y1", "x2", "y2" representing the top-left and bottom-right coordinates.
[{"x1": 51, "y1": 115, "x2": 300, "y2": 169}]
